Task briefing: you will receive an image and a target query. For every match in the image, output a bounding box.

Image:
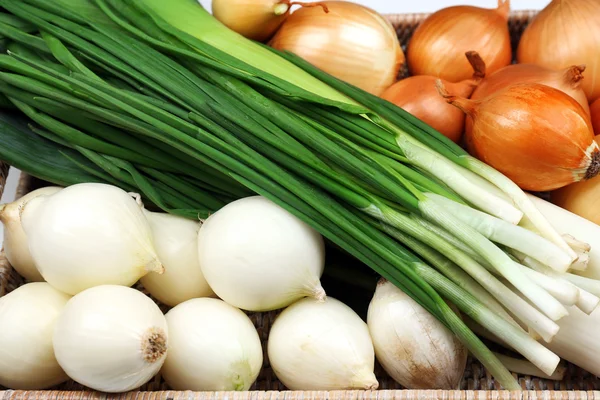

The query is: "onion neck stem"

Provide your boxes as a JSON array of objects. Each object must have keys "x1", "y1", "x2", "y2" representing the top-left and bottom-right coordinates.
[{"x1": 273, "y1": 3, "x2": 289, "y2": 15}]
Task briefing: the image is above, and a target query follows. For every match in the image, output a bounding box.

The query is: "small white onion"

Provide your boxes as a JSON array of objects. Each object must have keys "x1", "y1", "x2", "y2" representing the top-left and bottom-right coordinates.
[
  {"x1": 267, "y1": 296, "x2": 378, "y2": 390},
  {"x1": 0, "y1": 186, "x2": 62, "y2": 282},
  {"x1": 197, "y1": 196, "x2": 326, "y2": 311},
  {"x1": 161, "y1": 298, "x2": 263, "y2": 391},
  {"x1": 0, "y1": 282, "x2": 70, "y2": 389},
  {"x1": 140, "y1": 210, "x2": 214, "y2": 306},
  {"x1": 53, "y1": 285, "x2": 168, "y2": 393},
  {"x1": 367, "y1": 279, "x2": 467, "y2": 389},
  {"x1": 20, "y1": 183, "x2": 163, "y2": 295}
]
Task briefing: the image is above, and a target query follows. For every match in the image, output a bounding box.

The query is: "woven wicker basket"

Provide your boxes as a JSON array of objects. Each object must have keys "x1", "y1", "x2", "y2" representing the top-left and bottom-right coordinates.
[{"x1": 1, "y1": 9, "x2": 599, "y2": 400}]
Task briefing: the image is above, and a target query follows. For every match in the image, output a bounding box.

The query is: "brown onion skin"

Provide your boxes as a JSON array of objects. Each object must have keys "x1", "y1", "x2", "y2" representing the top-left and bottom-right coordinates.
[
  {"x1": 451, "y1": 83, "x2": 598, "y2": 191},
  {"x1": 382, "y1": 76, "x2": 475, "y2": 143},
  {"x1": 212, "y1": 0, "x2": 289, "y2": 42},
  {"x1": 269, "y1": 1, "x2": 405, "y2": 96},
  {"x1": 517, "y1": 0, "x2": 600, "y2": 102},
  {"x1": 552, "y1": 136, "x2": 600, "y2": 225},
  {"x1": 470, "y1": 64, "x2": 590, "y2": 115},
  {"x1": 406, "y1": 2, "x2": 511, "y2": 83},
  {"x1": 591, "y1": 98, "x2": 600, "y2": 136}
]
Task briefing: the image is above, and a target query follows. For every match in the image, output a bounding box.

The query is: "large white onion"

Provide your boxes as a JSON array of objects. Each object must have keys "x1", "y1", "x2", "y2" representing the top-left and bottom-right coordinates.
[
  {"x1": 267, "y1": 296, "x2": 378, "y2": 390},
  {"x1": 161, "y1": 298, "x2": 263, "y2": 391},
  {"x1": 367, "y1": 279, "x2": 467, "y2": 389},
  {"x1": 53, "y1": 285, "x2": 168, "y2": 393},
  {"x1": 0, "y1": 186, "x2": 62, "y2": 282},
  {"x1": 140, "y1": 210, "x2": 214, "y2": 306},
  {"x1": 20, "y1": 183, "x2": 163, "y2": 295},
  {"x1": 0, "y1": 283, "x2": 71, "y2": 389},
  {"x1": 198, "y1": 196, "x2": 325, "y2": 311}
]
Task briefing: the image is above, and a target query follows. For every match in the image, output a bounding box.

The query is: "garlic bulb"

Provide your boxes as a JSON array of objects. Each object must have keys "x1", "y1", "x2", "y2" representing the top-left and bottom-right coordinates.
[
  {"x1": 53, "y1": 285, "x2": 168, "y2": 393},
  {"x1": 367, "y1": 279, "x2": 467, "y2": 389},
  {"x1": 198, "y1": 196, "x2": 326, "y2": 311},
  {"x1": 20, "y1": 183, "x2": 163, "y2": 295},
  {"x1": 140, "y1": 210, "x2": 214, "y2": 306},
  {"x1": 0, "y1": 186, "x2": 62, "y2": 282},
  {"x1": 0, "y1": 282, "x2": 70, "y2": 389},
  {"x1": 161, "y1": 298, "x2": 263, "y2": 391},
  {"x1": 267, "y1": 296, "x2": 378, "y2": 390}
]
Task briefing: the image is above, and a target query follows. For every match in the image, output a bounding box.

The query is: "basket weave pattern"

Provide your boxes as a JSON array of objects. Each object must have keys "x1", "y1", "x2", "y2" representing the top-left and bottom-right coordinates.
[{"x1": 1, "y1": 10, "x2": 600, "y2": 400}]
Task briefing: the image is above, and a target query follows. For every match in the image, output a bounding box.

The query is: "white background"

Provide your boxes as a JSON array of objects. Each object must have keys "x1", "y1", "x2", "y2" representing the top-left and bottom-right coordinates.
[{"x1": 0, "y1": 0, "x2": 550, "y2": 242}]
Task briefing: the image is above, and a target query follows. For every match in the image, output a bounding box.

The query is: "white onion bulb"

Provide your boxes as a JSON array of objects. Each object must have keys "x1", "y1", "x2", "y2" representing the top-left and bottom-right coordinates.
[
  {"x1": 141, "y1": 210, "x2": 214, "y2": 306},
  {"x1": 161, "y1": 298, "x2": 263, "y2": 391},
  {"x1": 367, "y1": 279, "x2": 467, "y2": 389},
  {"x1": 20, "y1": 183, "x2": 163, "y2": 295},
  {"x1": 0, "y1": 186, "x2": 62, "y2": 281},
  {"x1": 53, "y1": 285, "x2": 168, "y2": 393},
  {"x1": 198, "y1": 196, "x2": 326, "y2": 311},
  {"x1": 0, "y1": 282, "x2": 70, "y2": 389},
  {"x1": 267, "y1": 296, "x2": 378, "y2": 390}
]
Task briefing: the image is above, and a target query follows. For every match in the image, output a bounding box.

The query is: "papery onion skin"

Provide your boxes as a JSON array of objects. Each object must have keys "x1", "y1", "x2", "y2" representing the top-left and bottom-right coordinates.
[
  {"x1": 407, "y1": 0, "x2": 511, "y2": 82},
  {"x1": 382, "y1": 51, "x2": 484, "y2": 143},
  {"x1": 20, "y1": 183, "x2": 163, "y2": 295},
  {"x1": 551, "y1": 136, "x2": 600, "y2": 225},
  {"x1": 140, "y1": 210, "x2": 215, "y2": 307},
  {"x1": 367, "y1": 279, "x2": 467, "y2": 389},
  {"x1": 470, "y1": 64, "x2": 590, "y2": 115},
  {"x1": 0, "y1": 186, "x2": 62, "y2": 282},
  {"x1": 53, "y1": 285, "x2": 168, "y2": 393},
  {"x1": 161, "y1": 298, "x2": 263, "y2": 391},
  {"x1": 268, "y1": 296, "x2": 378, "y2": 390},
  {"x1": 269, "y1": 1, "x2": 404, "y2": 95},
  {"x1": 198, "y1": 196, "x2": 326, "y2": 312},
  {"x1": 591, "y1": 99, "x2": 600, "y2": 136},
  {"x1": 212, "y1": 0, "x2": 289, "y2": 41},
  {"x1": 444, "y1": 82, "x2": 600, "y2": 191},
  {"x1": 517, "y1": 0, "x2": 600, "y2": 102},
  {"x1": 0, "y1": 283, "x2": 70, "y2": 389}
]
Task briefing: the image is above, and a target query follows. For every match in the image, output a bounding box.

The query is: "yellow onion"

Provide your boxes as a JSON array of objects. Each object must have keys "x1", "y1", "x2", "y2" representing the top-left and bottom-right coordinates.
[
  {"x1": 269, "y1": 1, "x2": 404, "y2": 95},
  {"x1": 517, "y1": 0, "x2": 600, "y2": 102},
  {"x1": 212, "y1": 0, "x2": 292, "y2": 42},
  {"x1": 382, "y1": 51, "x2": 484, "y2": 143},
  {"x1": 552, "y1": 136, "x2": 600, "y2": 225},
  {"x1": 471, "y1": 64, "x2": 590, "y2": 115},
  {"x1": 406, "y1": 0, "x2": 511, "y2": 83},
  {"x1": 591, "y1": 98, "x2": 600, "y2": 136},
  {"x1": 440, "y1": 82, "x2": 600, "y2": 192}
]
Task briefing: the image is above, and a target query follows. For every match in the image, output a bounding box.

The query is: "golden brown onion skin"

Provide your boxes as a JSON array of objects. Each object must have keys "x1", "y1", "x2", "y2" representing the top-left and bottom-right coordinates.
[
  {"x1": 517, "y1": 0, "x2": 600, "y2": 102},
  {"x1": 382, "y1": 76, "x2": 476, "y2": 143},
  {"x1": 269, "y1": 1, "x2": 405, "y2": 95},
  {"x1": 552, "y1": 136, "x2": 600, "y2": 225},
  {"x1": 457, "y1": 83, "x2": 598, "y2": 191},
  {"x1": 591, "y1": 98, "x2": 600, "y2": 136},
  {"x1": 406, "y1": 2, "x2": 511, "y2": 82},
  {"x1": 212, "y1": 0, "x2": 289, "y2": 42}
]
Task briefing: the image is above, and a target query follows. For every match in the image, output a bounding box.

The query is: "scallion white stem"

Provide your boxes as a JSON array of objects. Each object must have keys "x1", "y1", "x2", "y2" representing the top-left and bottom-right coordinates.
[
  {"x1": 494, "y1": 353, "x2": 566, "y2": 381},
  {"x1": 426, "y1": 193, "x2": 572, "y2": 272},
  {"x1": 395, "y1": 134, "x2": 523, "y2": 224},
  {"x1": 419, "y1": 196, "x2": 569, "y2": 323},
  {"x1": 465, "y1": 157, "x2": 578, "y2": 265}
]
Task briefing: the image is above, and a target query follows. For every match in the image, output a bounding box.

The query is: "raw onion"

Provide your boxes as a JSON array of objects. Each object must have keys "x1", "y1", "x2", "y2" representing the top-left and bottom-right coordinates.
[
  {"x1": 440, "y1": 82, "x2": 600, "y2": 191},
  {"x1": 517, "y1": 0, "x2": 600, "y2": 102},
  {"x1": 382, "y1": 51, "x2": 484, "y2": 143},
  {"x1": 212, "y1": 0, "x2": 291, "y2": 41},
  {"x1": 591, "y1": 98, "x2": 600, "y2": 136},
  {"x1": 551, "y1": 136, "x2": 600, "y2": 225},
  {"x1": 406, "y1": 0, "x2": 511, "y2": 82},
  {"x1": 269, "y1": 1, "x2": 404, "y2": 95},
  {"x1": 470, "y1": 64, "x2": 590, "y2": 115}
]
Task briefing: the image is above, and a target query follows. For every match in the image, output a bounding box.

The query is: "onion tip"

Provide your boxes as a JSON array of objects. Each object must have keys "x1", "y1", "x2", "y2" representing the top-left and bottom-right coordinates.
[
  {"x1": 496, "y1": 0, "x2": 511, "y2": 20},
  {"x1": 145, "y1": 258, "x2": 165, "y2": 274},
  {"x1": 273, "y1": 3, "x2": 290, "y2": 15},
  {"x1": 565, "y1": 65, "x2": 587, "y2": 87},
  {"x1": 465, "y1": 51, "x2": 486, "y2": 80},
  {"x1": 435, "y1": 79, "x2": 477, "y2": 116},
  {"x1": 288, "y1": 1, "x2": 329, "y2": 13},
  {"x1": 312, "y1": 283, "x2": 327, "y2": 302},
  {"x1": 0, "y1": 203, "x2": 6, "y2": 221}
]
